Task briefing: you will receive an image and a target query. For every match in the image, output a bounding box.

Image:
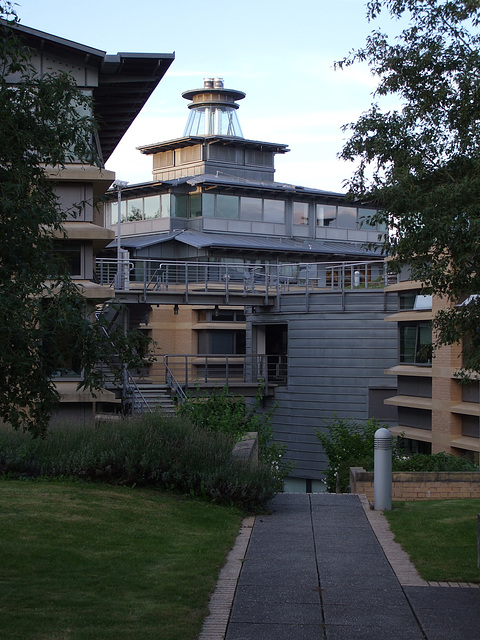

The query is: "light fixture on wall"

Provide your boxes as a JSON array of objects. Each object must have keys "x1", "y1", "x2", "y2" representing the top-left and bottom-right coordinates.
[
  {"x1": 214, "y1": 305, "x2": 219, "y2": 317},
  {"x1": 173, "y1": 304, "x2": 179, "y2": 315}
]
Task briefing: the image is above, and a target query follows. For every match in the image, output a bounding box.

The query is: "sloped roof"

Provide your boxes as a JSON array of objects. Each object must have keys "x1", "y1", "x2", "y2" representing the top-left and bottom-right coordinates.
[{"x1": 114, "y1": 230, "x2": 380, "y2": 258}]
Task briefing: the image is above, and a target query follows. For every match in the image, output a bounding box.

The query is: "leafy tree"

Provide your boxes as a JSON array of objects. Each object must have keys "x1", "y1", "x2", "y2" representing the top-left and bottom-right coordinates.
[
  {"x1": 0, "y1": 5, "x2": 151, "y2": 435},
  {"x1": 338, "y1": 0, "x2": 480, "y2": 375}
]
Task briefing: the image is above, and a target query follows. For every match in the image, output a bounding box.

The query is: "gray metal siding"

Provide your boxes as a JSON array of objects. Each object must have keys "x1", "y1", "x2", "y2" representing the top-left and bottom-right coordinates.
[{"x1": 248, "y1": 290, "x2": 398, "y2": 481}]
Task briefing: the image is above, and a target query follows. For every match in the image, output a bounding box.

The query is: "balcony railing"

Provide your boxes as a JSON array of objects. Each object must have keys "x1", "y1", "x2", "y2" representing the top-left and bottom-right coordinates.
[
  {"x1": 95, "y1": 258, "x2": 390, "y2": 300},
  {"x1": 162, "y1": 353, "x2": 287, "y2": 391}
]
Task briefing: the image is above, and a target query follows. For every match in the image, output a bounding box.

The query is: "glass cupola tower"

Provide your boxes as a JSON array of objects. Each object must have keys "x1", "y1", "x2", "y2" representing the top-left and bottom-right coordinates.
[{"x1": 182, "y1": 77, "x2": 245, "y2": 137}]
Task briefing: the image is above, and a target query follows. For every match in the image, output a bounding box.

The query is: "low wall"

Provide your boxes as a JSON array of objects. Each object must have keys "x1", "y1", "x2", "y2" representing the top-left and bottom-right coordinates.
[
  {"x1": 232, "y1": 432, "x2": 258, "y2": 466},
  {"x1": 350, "y1": 467, "x2": 480, "y2": 502}
]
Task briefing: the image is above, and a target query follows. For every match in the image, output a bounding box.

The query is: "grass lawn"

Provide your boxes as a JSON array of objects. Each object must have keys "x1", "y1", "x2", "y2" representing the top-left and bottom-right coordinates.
[
  {"x1": 0, "y1": 479, "x2": 243, "y2": 640},
  {"x1": 384, "y1": 499, "x2": 480, "y2": 583}
]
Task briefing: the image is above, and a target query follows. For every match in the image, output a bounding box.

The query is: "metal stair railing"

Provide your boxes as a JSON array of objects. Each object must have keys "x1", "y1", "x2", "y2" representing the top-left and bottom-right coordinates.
[
  {"x1": 164, "y1": 359, "x2": 187, "y2": 405},
  {"x1": 94, "y1": 306, "x2": 152, "y2": 414},
  {"x1": 124, "y1": 370, "x2": 152, "y2": 415}
]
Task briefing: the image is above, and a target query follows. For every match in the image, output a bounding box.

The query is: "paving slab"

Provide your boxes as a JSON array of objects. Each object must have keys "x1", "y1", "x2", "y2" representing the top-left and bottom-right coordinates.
[
  {"x1": 405, "y1": 586, "x2": 480, "y2": 640},
  {"x1": 225, "y1": 493, "x2": 425, "y2": 640},
  {"x1": 208, "y1": 493, "x2": 480, "y2": 640}
]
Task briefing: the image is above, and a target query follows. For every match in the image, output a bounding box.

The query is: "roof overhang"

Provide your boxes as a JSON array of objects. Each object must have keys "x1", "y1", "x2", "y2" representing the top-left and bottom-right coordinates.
[
  {"x1": 4, "y1": 20, "x2": 174, "y2": 162},
  {"x1": 138, "y1": 135, "x2": 289, "y2": 155}
]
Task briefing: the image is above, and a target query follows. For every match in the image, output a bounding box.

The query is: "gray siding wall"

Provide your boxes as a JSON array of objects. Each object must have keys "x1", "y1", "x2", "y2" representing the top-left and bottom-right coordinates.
[{"x1": 247, "y1": 290, "x2": 398, "y2": 481}]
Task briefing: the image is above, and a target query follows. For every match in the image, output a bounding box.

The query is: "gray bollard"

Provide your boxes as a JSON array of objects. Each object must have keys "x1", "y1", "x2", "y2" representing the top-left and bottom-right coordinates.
[{"x1": 374, "y1": 428, "x2": 392, "y2": 510}]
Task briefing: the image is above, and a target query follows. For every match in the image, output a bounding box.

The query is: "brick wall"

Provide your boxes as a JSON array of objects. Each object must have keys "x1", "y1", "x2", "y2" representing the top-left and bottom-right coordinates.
[{"x1": 350, "y1": 467, "x2": 480, "y2": 501}]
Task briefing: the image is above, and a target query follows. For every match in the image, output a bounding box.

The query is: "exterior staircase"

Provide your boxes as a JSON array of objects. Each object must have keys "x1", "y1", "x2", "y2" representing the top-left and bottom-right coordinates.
[{"x1": 129, "y1": 384, "x2": 177, "y2": 416}]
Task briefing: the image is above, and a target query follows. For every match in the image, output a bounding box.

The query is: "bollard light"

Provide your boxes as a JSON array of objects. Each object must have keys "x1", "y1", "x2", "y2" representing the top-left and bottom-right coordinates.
[{"x1": 374, "y1": 428, "x2": 392, "y2": 510}]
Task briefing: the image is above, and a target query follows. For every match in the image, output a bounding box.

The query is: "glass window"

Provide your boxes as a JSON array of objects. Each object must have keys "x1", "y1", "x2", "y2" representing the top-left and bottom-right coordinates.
[
  {"x1": 337, "y1": 206, "x2": 357, "y2": 229},
  {"x1": 198, "y1": 330, "x2": 246, "y2": 354},
  {"x1": 316, "y1": 205, "x2": 336, "y2": 227},
  {"x1": 172, "y1": 194, "x2": 188, "y2": 218},
  {"x1": 54, "y1": 243, "x2": 82, "y2": 277},
  {"x1": 202, "y1": 193, "x2": 215, "y2": 217},
  {"x1": 127, "y1": 198, "x2": 143, "y2": 222},
  {"x1": 119, "y1": 200, "x2": 127, "y2": 223},
  {"x1": 399, "y1": 292, "x2": 417, "y2": 310},
  {"x1": 144, "y1": 195, "x2": 160, "y2": 219},
  {"x1": 43, "y1": 308, "x2": 82, "y2": 379},
  {"x1": 240, "y1": 197, "x2": 262, "y2": 221},
  {"x1": 264, "y1": 199, "x2": 285, "y2": 223},
  {"x1": 190, "y1": 194, "x2": 202, "y2": 218},
  {"x1": 160, "y1": 193, "x2": 171, "y2": 218},
  {"x1": 400, "y1": 322, "x2": 432, "y2": 364},
  {"x1": 217, "y1": 195, "x2": 239, "y2": 219},
  {"x1": 109, "y1": 202, "x2": 117, "y2": 225},
  {"x1": 358, "y1": 208, "x2": 377, "y2": 229},
  {"x1": 293, "y1": 202, "x2": 309, "y2": 225}
]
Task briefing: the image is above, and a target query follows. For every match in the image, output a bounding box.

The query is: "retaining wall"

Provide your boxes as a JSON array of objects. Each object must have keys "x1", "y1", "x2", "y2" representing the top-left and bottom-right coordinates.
[{"x1": 350, "y1": 467, "x2": 480, "y2": 502}]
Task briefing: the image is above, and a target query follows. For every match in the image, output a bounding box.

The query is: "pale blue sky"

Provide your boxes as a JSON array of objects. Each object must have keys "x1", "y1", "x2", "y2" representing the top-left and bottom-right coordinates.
[{"x1": 16, "y1": 0, "x2": 399, "y2": 191}]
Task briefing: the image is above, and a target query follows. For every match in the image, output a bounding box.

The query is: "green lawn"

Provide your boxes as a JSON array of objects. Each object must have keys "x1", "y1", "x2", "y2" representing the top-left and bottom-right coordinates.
[
  {"x1": 385, "y1": 499, "x2": 480, "y2": 583},
  {"x1": 0, "y1": 480, "x2": 243, "y2": 640}
]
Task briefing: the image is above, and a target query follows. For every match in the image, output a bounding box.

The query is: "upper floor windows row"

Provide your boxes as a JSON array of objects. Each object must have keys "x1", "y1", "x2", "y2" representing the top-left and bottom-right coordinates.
[{"x1": 108, "y1": 192, "x2": 385, "y2": 231}]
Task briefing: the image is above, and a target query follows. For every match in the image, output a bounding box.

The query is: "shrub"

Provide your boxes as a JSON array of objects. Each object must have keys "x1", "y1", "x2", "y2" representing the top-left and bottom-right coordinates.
[
  {"x1": 316, "y1": 416, "x2": 479, "y2": 493},
  {"x1": 179, "y1": 384, "x2": 293, "y2": 483},
  {"x1": 0, "y1": 415, "x2": 282, "y2": 511},
  {"x1": 392, "y1": 452, "x2": 479, "y2": 472},
  {"x1": 315, "y1": 416, "x2": 390, "y2": 493}
]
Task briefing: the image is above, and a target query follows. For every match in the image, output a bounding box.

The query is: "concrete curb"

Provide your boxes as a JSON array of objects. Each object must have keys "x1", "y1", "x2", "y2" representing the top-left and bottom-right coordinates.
[{"x1": 198, "y1": 516, "x2": 254, "y2": 640}]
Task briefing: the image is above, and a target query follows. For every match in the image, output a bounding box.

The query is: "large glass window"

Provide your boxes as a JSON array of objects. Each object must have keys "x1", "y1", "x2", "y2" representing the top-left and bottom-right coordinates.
[
  {"x1": 172, "y1": 194, "x2": 188, "y2": 218},
  {"x1": 400, "y1": 322, "x2": 433, "y2": 364},
  {"x1": 316, "y1": 205, "x2": 336, "y2": 227},
  {"x1": 160, "y1": 193, "x2": 171, "y2": 218},
  {"x1": 144, "y1": 195, "x2": 161, "y2": 219},
  {"x1": 240, "y1": 197, "x2": 262, "y2": 221},
  {"x1": 216, "y1": 195, "x2": 239, "y2": 219},
  {"x1": 202, "y1": 193, "x2": 215, "y2": 217},
  {"x1": 358, "y1": 208, "x2": 377, "y2": 229},
  {"x1": 127, "y1": 198, "x2": 143, "y2": 222},
  {"x1": 264, "y1": 199, "x2": 285, "y2": 223},
  {"x1": 337, "y1": 206, "x2": 357, "y2": 229},
  {"x1": 190, "y1": 194, "x2": 202, "y2": 218},
  {"x1": 293, "y1": 202, "x2": 309, "y2": 226}
]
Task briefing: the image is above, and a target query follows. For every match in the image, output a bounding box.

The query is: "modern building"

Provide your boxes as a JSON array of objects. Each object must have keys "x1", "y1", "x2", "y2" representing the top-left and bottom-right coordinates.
[
  {"x1": 98, "y1": 78, "x2": 399, "y2": 489},
  {"x1": 5, "y1": 20, "x2": 174, "y2": 421},
  {"x1": 383, "y1": 268, "x2": 480, "y2": 463}
]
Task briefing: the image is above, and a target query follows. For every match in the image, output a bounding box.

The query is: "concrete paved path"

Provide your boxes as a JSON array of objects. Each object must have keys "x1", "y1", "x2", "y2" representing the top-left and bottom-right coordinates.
[{"x1": 219, "y1": 493, "x2": 480, "y2": 640}]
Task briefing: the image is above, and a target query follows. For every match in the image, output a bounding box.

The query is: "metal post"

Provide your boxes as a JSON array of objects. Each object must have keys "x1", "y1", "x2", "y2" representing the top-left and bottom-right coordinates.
[
  {"x1": 374, "y1": 428, "x2": 392, "y2": 510},
  {"x1": 112, "y1": 180, "x2": 128, "y2": 289}
]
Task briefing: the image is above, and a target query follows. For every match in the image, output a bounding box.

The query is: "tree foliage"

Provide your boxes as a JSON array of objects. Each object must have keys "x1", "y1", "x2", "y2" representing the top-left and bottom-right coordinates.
[
  {"x1": 339, "y1": 0, "x2": 480, "y2": 374},
  {"x1": 0, "y1": 5, "x2": 151, "y2": 435}
]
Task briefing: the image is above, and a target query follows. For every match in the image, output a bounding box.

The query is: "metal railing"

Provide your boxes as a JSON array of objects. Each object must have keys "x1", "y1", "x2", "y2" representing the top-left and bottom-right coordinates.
[
  {"x1": 165, "y1": 360, "x2": 187, "y2": 404},
  {"x1": 162, "y1": 353, "x2": 287, "y2": 391},
  {"x1": 95, "y1": 258, "x2": 390, "y2": 299}
]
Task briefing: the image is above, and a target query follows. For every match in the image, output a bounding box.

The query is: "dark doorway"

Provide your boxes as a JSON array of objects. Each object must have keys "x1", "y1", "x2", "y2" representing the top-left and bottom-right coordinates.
[{"x1": 254, "y1": 323, "x2": 288, "y2": 384}]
